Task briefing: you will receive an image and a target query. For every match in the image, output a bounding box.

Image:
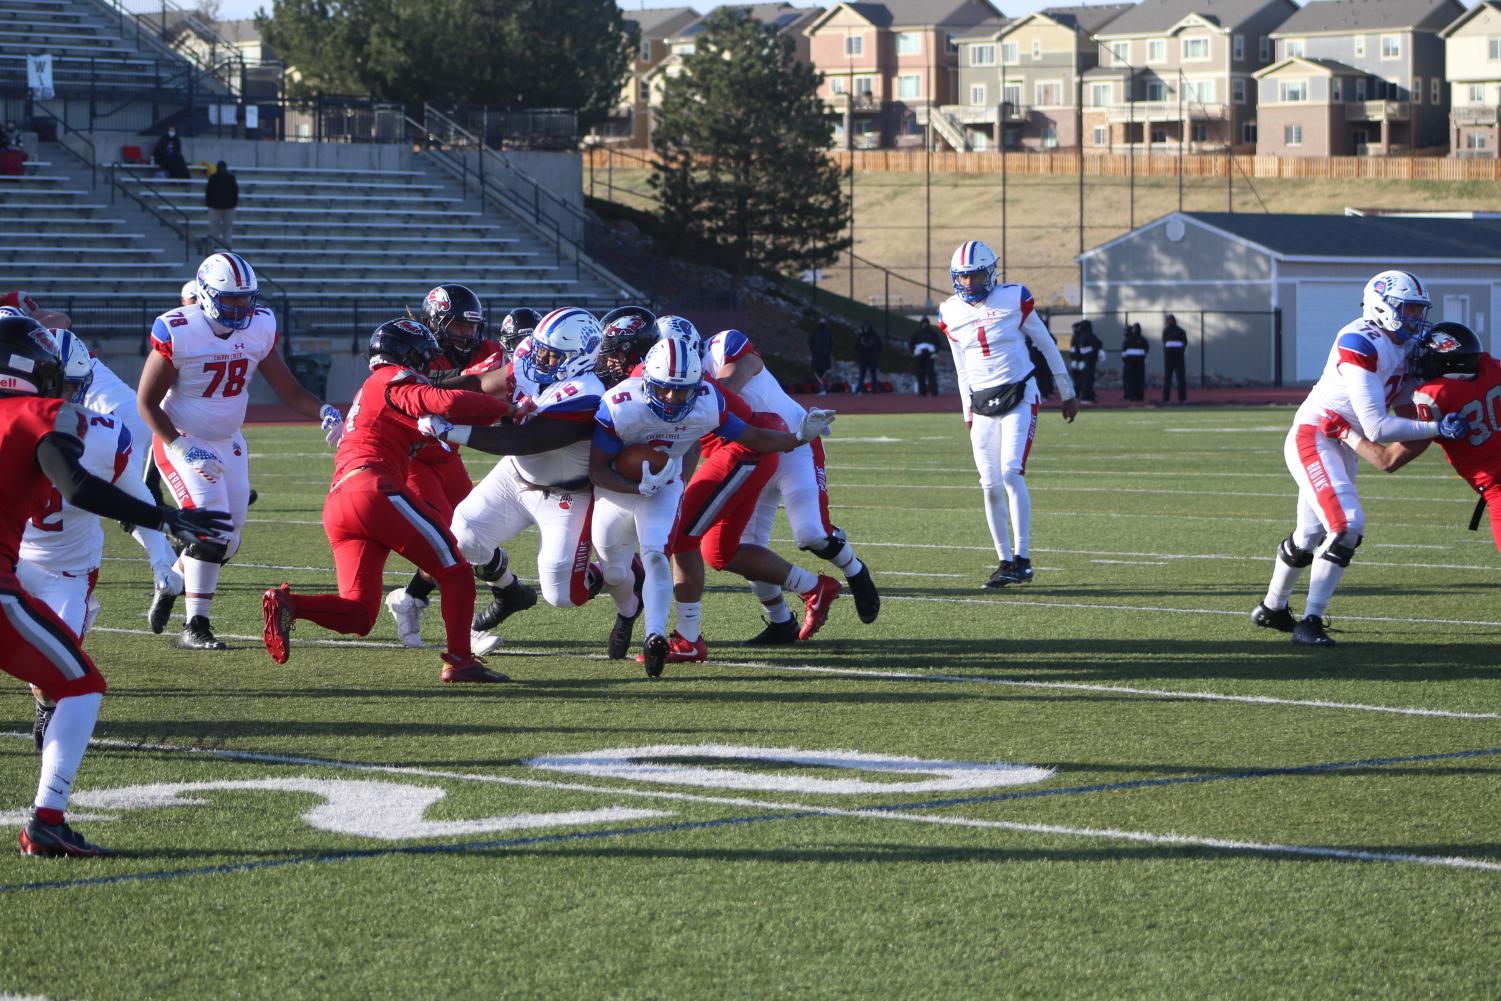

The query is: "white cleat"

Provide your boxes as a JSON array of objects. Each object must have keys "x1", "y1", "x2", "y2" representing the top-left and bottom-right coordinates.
[
  {"x1": 470, "y1": 629, "x2": 503, "y2": 656},
  {"x1": 384, "y1": 589, "x2": 428, "y2": 648}
]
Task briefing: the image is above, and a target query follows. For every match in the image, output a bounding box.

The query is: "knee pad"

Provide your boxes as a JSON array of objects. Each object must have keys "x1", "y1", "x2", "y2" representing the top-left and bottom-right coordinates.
[
  {"x1": 1000, "y1": 465, "x2": 1027, "y2": 488},
  {"x1": 599, "y1": 562, "x2": 631, "y2": 588},
  {"x1": 1277, "y1": 535, "x2": 1315, "y2": 568},
  {"x1": 798, "y1": 527, "x2": 848, "y2": 561},
  {"x1": 1321, "y1": 531, "x2": 1363, "y2": 567},
  {"x1": 642, "y1": 550, "x2": 671, "y2": 579},
  {"x1": 473, "y1": 547, "x2": 509, "y2": 582},
  {"x1": 182, "y1": 539, "x2": 229, "y2": 564}
]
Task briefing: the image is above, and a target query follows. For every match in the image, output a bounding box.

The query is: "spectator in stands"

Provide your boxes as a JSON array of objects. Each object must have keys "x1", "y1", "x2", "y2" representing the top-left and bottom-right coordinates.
[
  {"x1": 854, "y1": 323, "x2": 882, "y2": 394},
  {"x1": 809, "y1": 319, "x2": 833, "y2": 395},
  {"x1": 909, "y1": 317, "x2": 941, "y2": 396},
  {"x1": 205, "y1": 161, "x2": 239, "y2": 250},
  {"x1": 1, "y1": 120, "x2": 20, "y2": 149},
  {"x1": 152, "y1": 127, "x2": 189, "y2": 179}
]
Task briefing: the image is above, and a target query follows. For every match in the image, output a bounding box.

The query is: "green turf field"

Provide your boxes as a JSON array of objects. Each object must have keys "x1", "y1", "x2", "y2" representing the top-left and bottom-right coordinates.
[{"x1": 3, "y1": 409, "x2": 1499, "y2": 1000}]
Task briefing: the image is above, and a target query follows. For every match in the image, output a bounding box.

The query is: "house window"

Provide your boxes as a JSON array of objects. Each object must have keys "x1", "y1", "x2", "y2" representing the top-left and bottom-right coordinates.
[
  {"x1": 1147, "y1": 39, "x2": 1166, "y2": 63},
  {"x1": 1184, "y1": 78, "x2": 1216, "y2": 103},
  {"x1": 1003, "y1": 83, "x2": 1022, "y2": 107},
  {"x1": 1259, "y1": 37, "x2": 1271, "y2": 61},
  {"x1": 970, "y1": 83, "x2": 987, "y2": 105},
  {"x1": 1150, "y1": 126, "x2": 1168, "y2": 143},
  {"x1": 1191, "y1": 123, "x2": 1208, "y2": 142},
  {"x1": 1110, "y1": 41, "x2": 1129, "y2": 65},
  {"x1": 1001, "y1": 41, "x2": 1019, "y2": 63},
  {"x1": 1279, "y1": 80, "x2": 1307, "y2": 102},
  {"x1": 898, "y1": 74, "x2": 921, "y2": 99},
  {"x1": 1468, "y1": 131, "x2": 1491, "y2": 150},
  {"x1": 947, "y1": 33, "x2": 959, "y2": 54},
  {"x1": 1233, "y1": 78, "x2": 1247, "y2": 103},
  {"x1": 1144, "y1": 79, "x2": 1168, "y2": 102},
  {"x1": 1285, "y1": 123, "x2": 1302, "y2": 146},
  {"x1": 1093, "y1": 125, "x2": 1107, "y2": 145},
  {"x1": 1284, "y1": 39, "x2": 1304, "y2": 58},
  {"x1": 1035, "y1": 81, "x2": 1063, "y2": 106},
  {"x1": 1381, "y1": 35, "x2": 1400, "y2": 59},
  {"x1": 896, "y1": 32, "x2": 921, "y2": 55},
  {"x1": 971, "y1": 44, "x2": 996, "y2": 67},
  {"x1": 854, "y1": 76, "x2": 874, "y2": 95},
  {"x1": 1353, "y1": 35, "x2": 1366, "y2": 58},
  {"x1": 845, "y1": 34, "x2": 863, "y2": 57},
  {"x1": 1470, "y1": 83, "x2": 1486, "y2": 103},
  {"x1": 1432, "y1": 78, "x2": 1441, "y2": 104},
  {"x1": 1490, "y1": 38, "x2": 1501, "y2": 61},
  {"x1": 1182, "y1": 37, "x2": 1210, "y2": 61},
  {"x1": 1233, "y1": 35, "x2": 1244, "y2": 60},
  {"x1": 640, "y1": 39, "x2": 652, "y2": 61},
  {"x1": 1042, "y1": 123, "x2": 1058, "y2": 148},
  {"x1": 1413, "y1": 76, "x2": 1423, "y2": 103},
  {"x1": 1032, "y1": 40, "x2": 1042, "y2": 60},
  {"x1": 1242, "y1": 121, "x2": 1257, "y2": 144},
  {"x1": 1091, "y1": 82, "x2": 1113, "y2": 106},
  {"x1": 831, "y1": 77, "x2": 847, "y2": 95},
  {"x1": 638, "y1": 80, "x2": 649, "y2": 102}
]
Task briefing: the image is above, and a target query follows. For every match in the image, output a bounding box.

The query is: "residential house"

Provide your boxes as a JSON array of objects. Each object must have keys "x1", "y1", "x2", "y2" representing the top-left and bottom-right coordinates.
[
  {"x1": 950, "y1": 4, "x2": 1131, "y2": 151},
  {"x1": 1440, "y1": 0, "x2": 1501, "y2": 158},
  {"x1": 1255, "y1": 0, "x2": 1463, "y2": 156},
  {"x1": 1083, "y1": 0, "x2": 1296, "y2": 153},
  {"x1": 598, "y1": 6, "x2": 700, "y2": 145},
  {"x1": 806, "y1": 0, "x2": 1003, "y2": 150}
]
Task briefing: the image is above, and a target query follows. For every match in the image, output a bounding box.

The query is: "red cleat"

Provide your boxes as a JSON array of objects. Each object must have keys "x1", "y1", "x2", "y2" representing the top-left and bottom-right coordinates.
[
  {"x1": 441, "y1": 653, "x2": 512, "y2": 683},
  {"x1": 19, "y1": 810, "x2": 107, "y2": 858},
  {"x1": 638, "y1": 630, "x2": 708, "y2": 664},
  {"x1": 262, "y1": 583, "x2": 294, "y2": 664},
  {"x1": 798, "y1": 575, "x2": 842, "y2": 641}
]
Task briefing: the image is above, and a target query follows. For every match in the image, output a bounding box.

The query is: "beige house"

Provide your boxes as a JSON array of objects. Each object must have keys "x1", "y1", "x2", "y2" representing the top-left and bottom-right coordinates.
[
  {"x1": 1441, "y1": 0, "x2": 1501, "y2": 158},
  {"x1": 806, "y1": 0, "x2": 1002, "y2": 150},
  {"x1": 1084, "y1": 0, "x2": 1295, "y2": 153},
  {"x1": 596, "y1": 6, "x2": 701, "y2": 145}
]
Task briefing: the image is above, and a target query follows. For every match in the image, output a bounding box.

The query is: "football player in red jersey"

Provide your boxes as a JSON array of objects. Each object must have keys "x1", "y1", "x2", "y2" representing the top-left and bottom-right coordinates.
[
  {"x1": 384, "y1": 285, "x2": 536, "y2": 651},
  {"x1": 0, "y1": 315, "x2": 229, "y2": 856},
  {"x1": 261, "y1": 318, "x2": 546, "y2": 683},
  {"x1": 1321, "y1": 322, "x2": 1501, "y2": 549}
]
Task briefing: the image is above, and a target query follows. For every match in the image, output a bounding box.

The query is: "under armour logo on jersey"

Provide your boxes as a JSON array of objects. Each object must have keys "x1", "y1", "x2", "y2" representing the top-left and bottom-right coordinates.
[{"x1": 233, "y1": 341, "x2": 245, "y2": 351}]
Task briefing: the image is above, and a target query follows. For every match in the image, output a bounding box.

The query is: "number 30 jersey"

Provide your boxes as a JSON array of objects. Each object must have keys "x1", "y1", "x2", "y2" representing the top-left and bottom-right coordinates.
[
  {"x1": 19, "y1": 409, "x2": 134, "y2": 572},
  {"x1": 1414, "y1": 354, "x2": 1501, "y2": 492},
  {"x1": 149, "y1": 303, "x2": 279, "y2": 441}
]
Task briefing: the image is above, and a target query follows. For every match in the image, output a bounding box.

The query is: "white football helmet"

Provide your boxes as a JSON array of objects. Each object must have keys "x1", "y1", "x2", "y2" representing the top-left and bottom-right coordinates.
[
  {"x1": 1362, "y1": 270, "x2": 1430, "y2": 341},
  {"x1": 522, "y1": 307, "x2": 601, "y2": 386},
  {"x1": 180, "y1": 280, "x2": 199, "y2": 306},
  {"x1": 642, "y1": 335, "x2": 702, "y2": 422},
  {"x1": 195, "y1": 252, "x2": 259, "y2": 331},
  {"x1": 950, "y1": 240, "x2": 998, "y2": 303},
  {"x1": 0, "y1": 306, "x2": 28, "y2": 319},
  {"x1": 52, "y1": 328, "x2": 93, "y2": 405},
  {"x1": 654, "y1": 315, "x2": 703, "y2": 359}
]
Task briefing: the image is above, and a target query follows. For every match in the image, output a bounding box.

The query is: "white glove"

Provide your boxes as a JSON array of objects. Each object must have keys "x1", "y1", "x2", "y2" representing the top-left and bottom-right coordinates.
[
  {"x1": 797, "y1": 407, "x2": 837, "y2": 443},
  {"x1": 167, "y1": 437, "x2": 223, "y2": 482},
  {"x1": 417, "y1": 414, "x2": 469, "y2": 450},
  {"x1": 319, "y1": 404, "x2": 344, "y2": 447},
  {"x1": 638, "y1": 456, "x2": 678, "y2": 497}
]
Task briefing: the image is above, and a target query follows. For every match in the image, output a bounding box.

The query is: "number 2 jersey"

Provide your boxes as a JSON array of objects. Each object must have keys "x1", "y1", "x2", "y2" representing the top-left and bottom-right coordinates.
[
  {"x1": 19, "y1": 409, "x2": 135, "y2": 572},
  {"x1": 1413, "y1": 354, "x2": 1501, "y2": 493},
  {"x1": 149, "y1": 303, "x2": 280, "y2": 441}
]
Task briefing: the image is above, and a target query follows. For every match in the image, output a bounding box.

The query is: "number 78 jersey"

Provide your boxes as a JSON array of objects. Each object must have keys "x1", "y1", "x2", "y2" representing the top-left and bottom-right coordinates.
[{"x1": 150, "y1": 303, "x2": 280, "y2": 441}]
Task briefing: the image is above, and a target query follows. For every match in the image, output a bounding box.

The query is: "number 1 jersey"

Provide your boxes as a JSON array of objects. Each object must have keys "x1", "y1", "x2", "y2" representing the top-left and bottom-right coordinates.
[{"x1": 150, "y1": 303, "x2": 279, "y2": 441}]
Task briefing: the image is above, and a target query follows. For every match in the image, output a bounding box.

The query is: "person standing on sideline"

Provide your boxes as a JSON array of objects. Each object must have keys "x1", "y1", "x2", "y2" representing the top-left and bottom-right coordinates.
[
  {"x1": 1068, "y1": 319, "x2": 1102, "y2": 404},
  {"x1": 940, "y1": 240, "x2": 1078, "y2": 589},
  {"x1": 204, "y1": 161, "x2": 238, "y2": 250},
  {"x1": 1162, "y1": 313, "x2": 1188, "y2": 404},
  {"x1": 854, "y1": 323, "x2": 882, "y2": 394},
  {"x1": 808, "y1": 319, "x2": 833, "y2": 395},
  {"x1": 1121, "y1": 322, "x2": 1149, "y2": 402},
  {"x1": 909, "y1": 317, "x2": 941, "y2": 396}
]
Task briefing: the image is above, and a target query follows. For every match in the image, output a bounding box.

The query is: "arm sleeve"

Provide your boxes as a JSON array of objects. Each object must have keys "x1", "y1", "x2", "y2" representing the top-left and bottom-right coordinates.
[
  {"x1": 941, "y1": 314, "x2": 974, "y2": 419},
  {"x1": 1021, "y1": 309, "x2": 1075, "y2": 400},
  {"x1": 714, "y1": 413, "x2": 749, "y2": 442},
  {"x1": 387, "y1": 379, "x2": 509, "y2": 425},
  {"x1": 35, "y1": 433, "x2": 166, "y2": 530},
  {"x1": 1343, "y1": 365, "x2": 1437, "y2": 442}
]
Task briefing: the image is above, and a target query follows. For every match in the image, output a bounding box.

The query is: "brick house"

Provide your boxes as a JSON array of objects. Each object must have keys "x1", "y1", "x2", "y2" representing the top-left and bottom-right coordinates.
[
  {"x1": 1440, "y1": 0, "x2": 1501, "y2": 158},
  {"x1": 1254, "y1": 0, "x2": 1463, "y2": 156}
]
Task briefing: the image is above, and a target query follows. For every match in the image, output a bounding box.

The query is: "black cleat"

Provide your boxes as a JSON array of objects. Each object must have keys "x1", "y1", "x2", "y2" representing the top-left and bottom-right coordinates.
[
  {"x1": 31, "y1": 699, "x2": 53, "y2": 752},
  {"x1": 147, "y1": 586, "x2": 178, "y2": 634},
  {"x1": 642, "y1": 633, "x2": 669, "y2": 679},
  {"x1": 178, "y1": 615, "x2": 228, "y2": 650},
  {"x1": 1251, "y1": 602, "x2": 1298, "y2": 633},
  {"x1": 607, "y1": 607, "x2": 642, "y2": 660},
  {"x1": 982, "y1": 560, "x2": 1014, "y2": 589},
  {"x1": 19, "y1": 810, "x2": 108, "y2": 858},
  {"x1": 984, "y1": 557, "x2": 1033, "y2": 588},
  {"x1": 1292, "y1": 615, "x2": 1336, "y2": 647},
  {"x1": 847, "y1": 565, "x2": 880, "y2": 624},
  {"x1": 743, "y1": 617, "x2": 799, "y2": 646},
  {"x1": 247, "y1": 488, "x2": 258, "y2": 507},
  {"x1": 472, "y1": 579, "x2": 538, "y2": 632}
]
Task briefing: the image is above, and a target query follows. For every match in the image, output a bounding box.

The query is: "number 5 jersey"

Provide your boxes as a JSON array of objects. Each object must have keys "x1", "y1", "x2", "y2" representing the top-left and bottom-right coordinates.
[{"x1": 149, "y1": 303, "x2": 279, "y2": 441}]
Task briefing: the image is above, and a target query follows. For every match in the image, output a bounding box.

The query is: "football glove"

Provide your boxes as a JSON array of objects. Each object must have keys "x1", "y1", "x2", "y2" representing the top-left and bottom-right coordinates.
[
  {"x1": 1438, "y1": 412, "x2": 1471, "y2": 441},
  {"x1": 1317, "y1": 410, "x2": 1353, "y2": 441},
  {"x1": 319, "y1": 404, "x2": 344, "y2": 447},
  {"x1": 797, "y1": 408, "x2": 837, "y2": 443},
  {"x1": 158, "y1": 506, "x2": 233, "y2": 549},
  {"x1": 417, "y1": 414, "x2": 468, "y2": 450},
  {"x1": 638, "y1": 456, "x2": 678, "y2": 498},
  {"x1": 463, "y1": 351, "x2": 507, "y2": 376},
  {"x1": 166, "y1": 438, "x2": 223, "y2": 482}
]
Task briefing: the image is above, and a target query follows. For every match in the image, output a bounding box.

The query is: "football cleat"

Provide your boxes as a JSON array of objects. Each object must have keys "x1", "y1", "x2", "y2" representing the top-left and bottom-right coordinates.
[
  {"x1": 31, "y1": 698, "x2": 53, "y2": 752},
  {"x1": 247, "y1": 488, "x2": 259, "y2": 507},
  {"x1": 984, "y1": 557, "x2": 1033, "y2": 588},
  {"x1": 384, "y1": 588, "x2": 428, "y2": 648},
  {"x1": 798, "y1": 575, "x2": 841, "y2": 641},
  {"x1": 666, "y1": 631, "x2": 708, "y2": 663},
  {"x1": 846, "y1": 565, "x2": 880, "y2": 624},
  {"x1": 261, "y1": 584, "x2": 293, "y2": 663},
  {"x1": 18, "y1": 810, "x2": 107, "y2": 858},
  {"x1": 1292, "y1": 615, "x2": 1336, "y2": 647},
  {"x1": 743, "y1": 617, "x2": 799, "y2": 646},
  {"x1": 642, "y1": 633, "x2": 669, "y2": 678},
  {"x1": 608, "y1": 606, "x2": 642, "y2": 660},
  {"x1": 470, "y1": 629, "x2": 502, "y2": 656},
  {"x1": 1251, "y1": 602, "x2": 1298, "y2": 633},
  {"x1": 147, "y1": 571, "x2": 183, "y2": 634},
  {"x1": 982, "y1": 560, "x2": 1013, "y2": 588},
  {"x1": 178, "y1": 615, "x2": 227, "y2": 650},
  {"x1": 440, "y1": 653, "x2": 511, "y2": 683},
  {"x1": 472, "y1": 579, "x2": 537, "y2": 632}
]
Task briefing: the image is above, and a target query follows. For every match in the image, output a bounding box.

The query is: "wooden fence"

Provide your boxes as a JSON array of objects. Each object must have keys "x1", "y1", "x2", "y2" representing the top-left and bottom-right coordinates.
[{"x1": 584, "y1": 146, "x2": 1501, "y2": 181}]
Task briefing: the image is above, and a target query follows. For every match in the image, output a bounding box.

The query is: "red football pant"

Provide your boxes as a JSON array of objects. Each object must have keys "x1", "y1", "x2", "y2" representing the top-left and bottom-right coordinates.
[
  {"x1": 1484, "y1": 483, "x2": 1501, "y2": 554},
  {"x1": 670, "y1": 446, "x2": 778, "y2": 569},
  {"x1": 290, "y1": 477, "x2": 475, "y2": 658},
  {"x1": 0, "y1": 580, "x2": 107, "y2": 703},
  {"x1": 406, "y1": 453, "x2": 473, "y2": 522}
]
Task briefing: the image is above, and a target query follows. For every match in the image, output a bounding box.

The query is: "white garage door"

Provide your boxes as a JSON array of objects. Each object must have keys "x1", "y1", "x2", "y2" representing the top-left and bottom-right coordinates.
[{"x1": 1296, "y1": 282, "x2": 1366, "y2": 381}]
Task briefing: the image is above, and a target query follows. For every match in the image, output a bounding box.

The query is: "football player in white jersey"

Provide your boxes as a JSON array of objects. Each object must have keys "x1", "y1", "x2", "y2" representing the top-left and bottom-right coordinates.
[
  {"x1": 704, "y1": 327, "x2": 880, "y2": 644},
  {"x1": 588, "y1": 335, "x2": 835, "y2": 678},
  {"x1": 1252, "y1": 270, "x2": 1467, "y2": 646},
  {"x1": 136, "y1": 252, "x2": 344, "y2": 650},
  {"x1": 939, "y1": 240, "x2": 1077, "y2": 589}
]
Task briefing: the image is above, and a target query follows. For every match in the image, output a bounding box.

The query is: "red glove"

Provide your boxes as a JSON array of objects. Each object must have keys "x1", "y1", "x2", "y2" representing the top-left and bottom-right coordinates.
[
  {"x1": 512, "y1": 393, "x2": 537, "y2": 425},
  {"x1": 1318, "y1": 410, "x2": 1352, "y2": 440},
  {"x1": 462, "y1": 350, "x2": 506, "y2": 376}
]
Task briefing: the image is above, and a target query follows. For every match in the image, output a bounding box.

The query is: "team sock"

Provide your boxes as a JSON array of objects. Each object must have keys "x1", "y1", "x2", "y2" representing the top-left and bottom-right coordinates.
[
  {"x1": 182, "y1": 556, "x2": 221, "y2": 620},
  {"x1": 784, "y1": 566, "x2": 817, "y2": 595},
  {"x1": 676, "y1": 602, "x2": 702, "y2": 643},
  {"x1": 35, "y1": 692, "x2": 101, "y2": 814}
]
